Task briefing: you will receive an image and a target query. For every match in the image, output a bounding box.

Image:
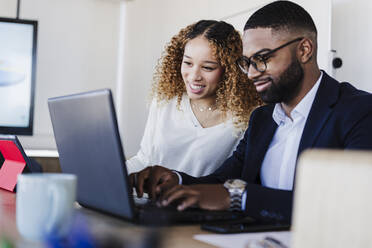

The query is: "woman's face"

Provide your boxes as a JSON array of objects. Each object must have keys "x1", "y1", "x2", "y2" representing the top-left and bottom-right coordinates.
[{"x1": 181, "y1": 36, "x2": 223, "y2": 101}]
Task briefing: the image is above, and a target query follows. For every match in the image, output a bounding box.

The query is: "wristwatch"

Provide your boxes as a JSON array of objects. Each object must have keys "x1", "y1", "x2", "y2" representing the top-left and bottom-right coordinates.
[{"x1": 224, "y1": 179, "x2": 247, "y2": 211}]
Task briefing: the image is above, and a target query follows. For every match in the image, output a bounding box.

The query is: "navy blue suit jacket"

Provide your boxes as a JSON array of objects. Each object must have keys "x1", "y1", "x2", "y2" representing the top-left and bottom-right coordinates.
[{"x1": 179, "y1": 72, "x2": 372, "y2": 223}]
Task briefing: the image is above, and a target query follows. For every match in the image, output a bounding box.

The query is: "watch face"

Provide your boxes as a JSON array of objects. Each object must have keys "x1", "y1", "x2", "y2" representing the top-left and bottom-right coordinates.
[{"x1": 226, "y1": 179, "x2": 247, "y2": 189}]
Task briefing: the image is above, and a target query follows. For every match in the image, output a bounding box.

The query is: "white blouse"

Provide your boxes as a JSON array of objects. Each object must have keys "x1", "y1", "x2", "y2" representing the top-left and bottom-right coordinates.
[{"x1": 126, "y1": 95, "x2": 243, "y2": 177}]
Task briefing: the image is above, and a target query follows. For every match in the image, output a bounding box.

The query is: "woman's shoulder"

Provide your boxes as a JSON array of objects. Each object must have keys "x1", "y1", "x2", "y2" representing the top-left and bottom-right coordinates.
[{"x1": 150, "y1": 94, "x2": 188, "y2": 112}]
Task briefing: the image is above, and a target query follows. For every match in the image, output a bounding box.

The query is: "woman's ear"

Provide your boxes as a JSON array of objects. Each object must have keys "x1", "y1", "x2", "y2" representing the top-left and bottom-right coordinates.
[{"x1": 297, "y1": 38, "x2": 314, "y2": 64}]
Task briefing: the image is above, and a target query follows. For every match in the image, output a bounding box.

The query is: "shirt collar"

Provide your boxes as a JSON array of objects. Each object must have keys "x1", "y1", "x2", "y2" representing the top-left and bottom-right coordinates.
[{"x1": 272, "y1": 71, "x2": 323, "y2": 125}]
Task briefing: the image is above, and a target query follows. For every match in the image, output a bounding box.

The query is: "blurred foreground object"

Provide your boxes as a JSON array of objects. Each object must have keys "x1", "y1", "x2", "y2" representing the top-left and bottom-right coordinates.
[{"x1": 292, "y1": 149, "x2": 372, "y2": 248}]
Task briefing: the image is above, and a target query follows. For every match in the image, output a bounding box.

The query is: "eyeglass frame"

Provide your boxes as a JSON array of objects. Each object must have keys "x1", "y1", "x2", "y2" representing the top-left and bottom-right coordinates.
[{"x1": 237, "y1": 37, "x2": 304, "y2": 74}]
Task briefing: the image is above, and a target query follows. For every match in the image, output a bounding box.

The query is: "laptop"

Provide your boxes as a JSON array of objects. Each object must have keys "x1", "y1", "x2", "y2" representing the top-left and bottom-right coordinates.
[{"x1": 48, "y1": 89, "x2": 246, "y2": 225}]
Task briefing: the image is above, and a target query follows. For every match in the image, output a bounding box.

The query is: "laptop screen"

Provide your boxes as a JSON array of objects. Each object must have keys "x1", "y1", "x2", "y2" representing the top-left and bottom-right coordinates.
[{"x1": 48, "y1": 89, "x2": 135, "y2": 220}]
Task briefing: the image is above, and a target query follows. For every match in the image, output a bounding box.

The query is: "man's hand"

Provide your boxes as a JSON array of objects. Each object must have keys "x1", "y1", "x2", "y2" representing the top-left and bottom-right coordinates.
[
  {"x1": 129, "y1": 165, "x2": 179, "y2": 199},
  {"x1": 159, "y1": 184, "x2": 230, "y2": 211}
]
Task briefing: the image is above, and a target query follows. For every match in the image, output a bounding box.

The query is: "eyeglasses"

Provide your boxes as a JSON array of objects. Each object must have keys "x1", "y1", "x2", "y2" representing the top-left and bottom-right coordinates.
[{"x1": 237, "y1": 37, "x2": 303, "y2": 74}]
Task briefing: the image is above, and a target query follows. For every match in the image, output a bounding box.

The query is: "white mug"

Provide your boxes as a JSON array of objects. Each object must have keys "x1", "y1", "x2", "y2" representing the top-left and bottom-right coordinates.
[{"x1": 16, "y1": 173, "x2": 77, "y2": 241}]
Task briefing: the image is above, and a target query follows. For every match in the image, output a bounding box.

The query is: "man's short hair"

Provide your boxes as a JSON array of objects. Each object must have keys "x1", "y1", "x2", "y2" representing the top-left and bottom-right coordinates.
[{"x1": 244, "y1": 1, "x2": 317, "y2": 36}]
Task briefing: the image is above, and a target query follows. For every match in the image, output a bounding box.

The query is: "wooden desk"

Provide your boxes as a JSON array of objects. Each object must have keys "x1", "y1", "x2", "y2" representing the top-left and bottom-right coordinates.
[{"x1": 0, "y1": 189, "x2": 214, "y2": 248}]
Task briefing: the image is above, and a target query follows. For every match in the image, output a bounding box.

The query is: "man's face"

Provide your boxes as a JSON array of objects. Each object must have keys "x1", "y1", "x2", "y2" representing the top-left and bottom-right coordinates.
[{"x1": 242, "y1": 28, "x2": 304, "y2": 104}]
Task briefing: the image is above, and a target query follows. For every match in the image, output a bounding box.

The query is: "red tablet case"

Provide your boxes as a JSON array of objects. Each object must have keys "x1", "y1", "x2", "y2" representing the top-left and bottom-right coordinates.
[{"x1": 0, "y1": 140, "x2": 26, "y2": 191}]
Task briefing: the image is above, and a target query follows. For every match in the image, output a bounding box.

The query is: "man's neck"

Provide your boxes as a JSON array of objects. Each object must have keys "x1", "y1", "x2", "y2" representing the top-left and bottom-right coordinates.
[{"x1": 281, "y1": 69, "x2": 321, "y2": 118}]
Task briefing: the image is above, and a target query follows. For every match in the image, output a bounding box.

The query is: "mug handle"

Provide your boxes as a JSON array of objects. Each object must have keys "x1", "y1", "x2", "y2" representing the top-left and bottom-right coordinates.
[{"x1": 45, "y1": 184, "x2": 68, "y2": 235}]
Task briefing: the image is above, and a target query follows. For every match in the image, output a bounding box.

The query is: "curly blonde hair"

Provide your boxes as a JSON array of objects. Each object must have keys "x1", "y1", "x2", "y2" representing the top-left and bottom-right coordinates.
[{"x1": 151, "y1": 20, "x2": 262, "y2": 131}]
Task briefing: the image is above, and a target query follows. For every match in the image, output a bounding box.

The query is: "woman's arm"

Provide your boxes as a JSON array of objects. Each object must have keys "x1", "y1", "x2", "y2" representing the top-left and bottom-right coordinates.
[{"x1": 126, "y1": 99, "x2": 158, "y2": 174}]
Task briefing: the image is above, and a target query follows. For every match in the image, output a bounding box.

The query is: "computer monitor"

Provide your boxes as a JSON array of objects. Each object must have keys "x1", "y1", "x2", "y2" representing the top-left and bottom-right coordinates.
[{"x1": 0, "y1": 17, "x2": 38, "y2": 135}]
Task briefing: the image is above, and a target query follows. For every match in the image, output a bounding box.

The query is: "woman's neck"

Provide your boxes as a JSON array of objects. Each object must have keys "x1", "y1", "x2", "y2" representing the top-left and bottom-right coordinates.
[{"x1": 190, "y1": 97, "x2": 217, "y2": 109}]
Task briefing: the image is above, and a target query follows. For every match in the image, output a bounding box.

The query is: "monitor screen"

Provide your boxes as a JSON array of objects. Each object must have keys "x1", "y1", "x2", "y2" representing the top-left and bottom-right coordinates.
[{"x1": 0, "y1": 17, "x2": 37, "y2": 135}]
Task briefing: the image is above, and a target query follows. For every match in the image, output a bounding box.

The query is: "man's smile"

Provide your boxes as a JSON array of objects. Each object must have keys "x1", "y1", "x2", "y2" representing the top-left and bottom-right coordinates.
[{"x1": 254, "y1": 78, "x2": 272, "y2": 92}]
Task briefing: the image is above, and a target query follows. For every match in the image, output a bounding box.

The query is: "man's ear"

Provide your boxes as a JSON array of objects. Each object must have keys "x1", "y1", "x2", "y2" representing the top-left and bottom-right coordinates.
[{"x1": 297, "y1": 38, "x2": 314, "y2": 64}]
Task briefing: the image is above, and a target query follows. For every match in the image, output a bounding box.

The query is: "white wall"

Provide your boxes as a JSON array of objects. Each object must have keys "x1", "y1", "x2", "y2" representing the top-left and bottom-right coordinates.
[
  {"x1": 0, "y1": 0, "x2": 121, "y2": 149},
  {"x1": 332, "y1": 0, "x2": 372, "y2": 92},
  {"x1": 0, "y1": 0, "x2": 333, "y2": 156},
  {"x1": 118, "y1": 0, "x2": 332, "y2": 157},
  {"x1": 0, "y1": 0, "x2": 15, "y2": 18}
]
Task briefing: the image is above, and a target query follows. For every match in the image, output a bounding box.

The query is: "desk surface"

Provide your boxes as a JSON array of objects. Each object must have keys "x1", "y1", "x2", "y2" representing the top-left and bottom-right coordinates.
[{"x1": 0, "y1": 189, "x2": 214, "y2": 248}]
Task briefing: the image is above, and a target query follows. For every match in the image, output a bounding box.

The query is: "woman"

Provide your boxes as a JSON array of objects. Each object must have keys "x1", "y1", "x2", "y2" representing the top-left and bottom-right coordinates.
[{"x1": 126, "y1": 20, "x2": 261, "y2": 177}]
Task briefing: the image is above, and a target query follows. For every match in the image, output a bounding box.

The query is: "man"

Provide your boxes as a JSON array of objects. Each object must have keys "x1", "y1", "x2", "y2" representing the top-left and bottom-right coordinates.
[{"x1": 130, "y1": 1, "x2": 372, "y2": 223}]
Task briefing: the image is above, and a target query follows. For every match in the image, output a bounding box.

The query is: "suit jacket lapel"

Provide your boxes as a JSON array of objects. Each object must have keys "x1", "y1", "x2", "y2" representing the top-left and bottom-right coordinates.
[
  {"x1": 244, "y1": 105, "x2": 278, "y2": 183},
  {"x1": 298, "y1": 71, "x2": 339, "y2": 156}
]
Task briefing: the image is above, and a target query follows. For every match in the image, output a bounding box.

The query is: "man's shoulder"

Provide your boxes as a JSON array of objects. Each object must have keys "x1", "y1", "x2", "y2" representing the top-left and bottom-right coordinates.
[
  {"x1": 336, "y1": 82, "x2": 372, "y2": 109},
  {"x1": 319, "y1": 72, "x2": 372, "y2": 111},
  {"x1": 329, "y1": 82, "x2": 372, "y2": 125},
  {"x1": 320, "y1": 72, "x2": 372, "y2": 101},
  {"x1": 338, "y1": 82, "x2": 372, "y2": 97}
]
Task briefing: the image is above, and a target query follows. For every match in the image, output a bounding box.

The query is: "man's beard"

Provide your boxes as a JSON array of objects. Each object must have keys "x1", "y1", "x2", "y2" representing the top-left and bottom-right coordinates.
[{"x1": 259, "y1": 58, "x2": 304, "y2": 104}]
